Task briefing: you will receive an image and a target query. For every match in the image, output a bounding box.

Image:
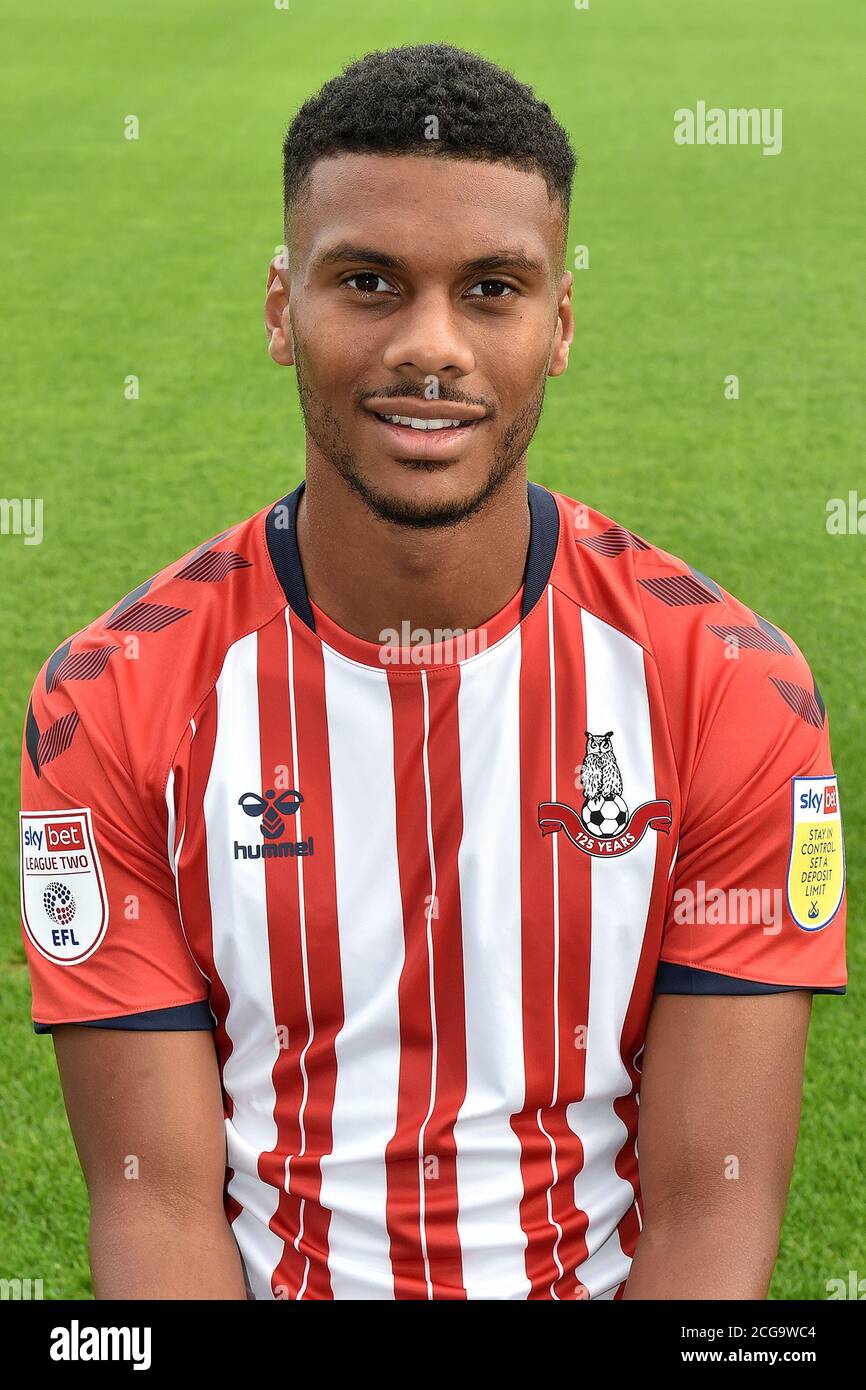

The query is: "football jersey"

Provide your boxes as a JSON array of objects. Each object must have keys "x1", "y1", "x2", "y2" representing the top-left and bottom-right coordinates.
[{"x1": 19, "y1": 481, "x2": 847, "y2": 1300}]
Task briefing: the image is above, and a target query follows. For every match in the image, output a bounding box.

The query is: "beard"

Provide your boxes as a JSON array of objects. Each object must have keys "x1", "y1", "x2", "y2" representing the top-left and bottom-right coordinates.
[{"x1": 294, "y1": 355, "x2": 546, "y2": 531}]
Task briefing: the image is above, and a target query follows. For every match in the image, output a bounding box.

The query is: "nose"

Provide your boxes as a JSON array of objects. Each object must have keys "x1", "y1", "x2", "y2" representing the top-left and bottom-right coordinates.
[{"x1": 381, "y1": 289, "x2": 476, "y2": 381}]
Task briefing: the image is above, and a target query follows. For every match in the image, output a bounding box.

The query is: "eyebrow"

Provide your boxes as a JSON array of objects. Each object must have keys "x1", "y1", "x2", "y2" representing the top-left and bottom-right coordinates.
[
  {"x1": 458, "y1": 251, "x2": 547, "y2": 277},
  {"x1": 314, "y1": 243, "x2": 547, "y2": 277},
  {"x1": 316, "y1": 244, "x2": 407, "y2": 272}
]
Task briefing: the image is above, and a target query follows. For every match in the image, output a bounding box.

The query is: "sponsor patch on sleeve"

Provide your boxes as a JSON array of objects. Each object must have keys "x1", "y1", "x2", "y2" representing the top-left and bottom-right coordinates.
[
  {"x1": 20, "y1": 809, "x2": 109, "y2": 963},
  {"x1": 787, "y1": 776, "x2": 845, "y2": 931}
]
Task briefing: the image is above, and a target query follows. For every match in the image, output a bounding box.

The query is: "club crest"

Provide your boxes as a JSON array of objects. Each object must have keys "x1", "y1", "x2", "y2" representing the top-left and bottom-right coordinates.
[{"x1": 538, "y1": 730, "x2": 672, "y2": 858}]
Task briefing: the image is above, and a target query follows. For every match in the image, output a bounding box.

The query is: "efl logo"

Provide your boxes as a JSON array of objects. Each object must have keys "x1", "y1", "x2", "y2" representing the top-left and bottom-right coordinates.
[
  {"x1": 45, "y1": 821, "x2": 85, "y2": 851},
  {"x1": 824, "y1": 784, "x2": 838, "y2": 814}
]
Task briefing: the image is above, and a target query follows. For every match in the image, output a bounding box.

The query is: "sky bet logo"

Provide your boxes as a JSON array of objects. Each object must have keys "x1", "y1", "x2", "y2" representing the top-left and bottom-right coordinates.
[
  {"x1": 234, "y1": 787, "x2": 314, "y2": 861},
  {"x1": 23, "y1": 821, "x2": 85, "y2": 853},
  {"x1": 799, "y1": 784, "x2": 837, "y2": 815}
]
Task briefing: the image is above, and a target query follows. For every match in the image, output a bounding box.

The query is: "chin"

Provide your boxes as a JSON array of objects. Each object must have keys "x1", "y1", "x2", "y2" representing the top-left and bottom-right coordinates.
[{"x1": 353, "y1": 457, "x2": 506, "y2": 530}]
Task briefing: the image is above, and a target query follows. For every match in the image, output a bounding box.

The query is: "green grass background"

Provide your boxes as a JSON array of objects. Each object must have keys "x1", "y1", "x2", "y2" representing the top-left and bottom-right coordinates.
[{"x1": 1, "y1": 0, "x2": 862, "y2": 1299}]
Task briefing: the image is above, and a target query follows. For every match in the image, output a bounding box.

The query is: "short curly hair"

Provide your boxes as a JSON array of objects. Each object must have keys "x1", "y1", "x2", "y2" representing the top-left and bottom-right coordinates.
[{"x1": 283, "y1": 44, "x2": 575, "y2": 249}]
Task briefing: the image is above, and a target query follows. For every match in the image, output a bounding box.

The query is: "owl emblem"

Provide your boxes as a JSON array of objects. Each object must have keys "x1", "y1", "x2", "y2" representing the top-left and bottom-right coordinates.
[{"x1": 580, "y1": 731, "x2": 629, "y2": 838}]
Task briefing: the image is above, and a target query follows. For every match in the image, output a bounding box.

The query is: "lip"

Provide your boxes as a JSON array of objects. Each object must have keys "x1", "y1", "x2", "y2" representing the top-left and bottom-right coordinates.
[
  {"x1": 365, "y1": 411, "x2": 483, "y2": 461},
  {"x1": 362, "y1": 397, "x2": 487, "y2": 423}
]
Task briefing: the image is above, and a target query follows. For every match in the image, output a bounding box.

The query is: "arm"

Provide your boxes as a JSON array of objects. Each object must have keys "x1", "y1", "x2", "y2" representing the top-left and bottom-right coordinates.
[
  {"x1": 53, "y1": 1025, "x2": 247, "y2": 1300},
  {"x1": 624, "y1": 991, "x2": 812, "y2": 1300}
]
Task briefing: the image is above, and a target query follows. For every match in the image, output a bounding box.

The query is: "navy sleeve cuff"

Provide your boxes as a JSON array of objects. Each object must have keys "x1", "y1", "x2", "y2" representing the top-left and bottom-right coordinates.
[
  {"x1": 654, "y1": 961, "x2": 846, "y2": 996},
  {"x1": 33, "y1": 999, "x2": 215, "y2": 1034}
]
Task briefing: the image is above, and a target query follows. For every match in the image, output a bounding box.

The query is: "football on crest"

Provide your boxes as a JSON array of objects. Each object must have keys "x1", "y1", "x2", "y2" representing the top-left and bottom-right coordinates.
[{"x1": 581, "y1": 796, "x2": 629, "y2": 838}]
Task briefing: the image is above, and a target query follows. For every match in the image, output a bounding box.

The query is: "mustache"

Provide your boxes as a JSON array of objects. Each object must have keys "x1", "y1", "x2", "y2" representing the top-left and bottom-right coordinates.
[{"x1": 358, "y1": 384, "x2": 494, "y2": 411}]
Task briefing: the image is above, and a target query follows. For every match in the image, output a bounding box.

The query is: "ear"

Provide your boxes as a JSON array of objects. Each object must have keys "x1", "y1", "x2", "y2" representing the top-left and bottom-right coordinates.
[
  {"x1": 264, "y1": 256, "x2": 294, "y2": 366},
  {"x1": 547, "y1": 270, "x2": 574, "y2": 378},
  {"x1": 584, "y1": 730, "x2": 590, "y2": 739},
  {"x1": 605, "y1": 731, "x2": 614, "y2": 739}
]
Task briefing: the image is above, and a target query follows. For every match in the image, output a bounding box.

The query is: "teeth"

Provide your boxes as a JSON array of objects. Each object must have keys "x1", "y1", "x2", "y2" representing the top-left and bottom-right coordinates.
[{"x1": 381, "y1": 414, "x2": 467, "y2": 430}]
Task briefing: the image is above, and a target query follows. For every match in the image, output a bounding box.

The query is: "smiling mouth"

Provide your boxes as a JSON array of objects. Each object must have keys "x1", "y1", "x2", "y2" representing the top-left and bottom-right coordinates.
[
  {"x1": 373, "y1": 412, "x2": 477, "y2": 431},
  {"x1": 364, "y1": 402, "x2": 487, "y2": 462}
]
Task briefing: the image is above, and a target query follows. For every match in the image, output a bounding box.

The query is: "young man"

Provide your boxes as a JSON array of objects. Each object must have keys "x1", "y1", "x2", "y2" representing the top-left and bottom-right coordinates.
[{"x1": 20, "y1": 45, "x2": 846, "y2": 1301}]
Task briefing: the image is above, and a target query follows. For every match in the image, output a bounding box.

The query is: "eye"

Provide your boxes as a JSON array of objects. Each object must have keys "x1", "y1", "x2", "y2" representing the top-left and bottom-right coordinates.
[
  {"x1": 465, "y1": 279, "x2": 516, "y2": 300},
  {"x1": 344, "y1": 272, "x2": 397, "y2": 296}
]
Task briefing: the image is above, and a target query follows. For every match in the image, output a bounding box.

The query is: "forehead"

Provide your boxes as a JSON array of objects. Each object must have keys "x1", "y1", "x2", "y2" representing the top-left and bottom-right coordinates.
[{"x1": 292, "y1": 152, "x2": 564, "y2": 273}]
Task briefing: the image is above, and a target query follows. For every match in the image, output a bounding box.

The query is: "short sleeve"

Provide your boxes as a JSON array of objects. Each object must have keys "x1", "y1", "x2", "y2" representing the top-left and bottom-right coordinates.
[
  {"x1": 19, "y1": 644, "x2": 210, "y2": 1029},
  {"x1": 657, "y1": 638, "x2": 847, "y2": 994}
]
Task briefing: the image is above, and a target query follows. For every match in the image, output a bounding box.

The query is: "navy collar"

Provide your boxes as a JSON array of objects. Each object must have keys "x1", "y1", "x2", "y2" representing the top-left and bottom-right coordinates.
[{"x1": 266, "y1": 479, "x2": 559, "y2": 633}]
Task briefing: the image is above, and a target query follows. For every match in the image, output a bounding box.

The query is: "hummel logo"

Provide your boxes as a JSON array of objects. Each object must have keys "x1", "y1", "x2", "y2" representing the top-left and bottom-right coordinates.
[{"x1": 234, "y1": 787, "x2": 313, "y2": 862}]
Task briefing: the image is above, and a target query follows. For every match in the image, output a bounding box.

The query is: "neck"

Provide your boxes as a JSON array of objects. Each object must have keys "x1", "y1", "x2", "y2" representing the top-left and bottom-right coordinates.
[{"x1": 295, "y1": 455, "x2": 532, "y2": 645}]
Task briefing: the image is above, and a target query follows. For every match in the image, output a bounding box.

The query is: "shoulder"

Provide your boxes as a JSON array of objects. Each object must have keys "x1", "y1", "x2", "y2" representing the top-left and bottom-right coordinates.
[
  {"x1": 547, "y1": 487, "x2": 827, "y2": 763},
  {"x1": 24, "y1": 499, "x2": 287, "y2": 797}
]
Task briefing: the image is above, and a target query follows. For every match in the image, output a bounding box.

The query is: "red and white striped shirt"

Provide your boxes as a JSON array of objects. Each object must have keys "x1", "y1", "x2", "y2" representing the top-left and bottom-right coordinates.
[{"x1": 20, "y1": 482, "x2": 847, "y2": 1299}]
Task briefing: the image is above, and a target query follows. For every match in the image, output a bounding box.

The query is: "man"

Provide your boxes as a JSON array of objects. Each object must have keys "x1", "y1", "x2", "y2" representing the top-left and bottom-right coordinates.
[{"x1": 20, "y1": 44, "x2": 846, "y2": 1300}]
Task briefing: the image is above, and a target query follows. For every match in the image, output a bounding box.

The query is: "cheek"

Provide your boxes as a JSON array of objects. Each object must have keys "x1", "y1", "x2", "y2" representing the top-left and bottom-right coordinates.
[
  {"x1": 292, "y1": 298, "x2": 360, "y2": 384},
  {"x1": 482, "y1": 314, "x2": 553, "y2": 390}
]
